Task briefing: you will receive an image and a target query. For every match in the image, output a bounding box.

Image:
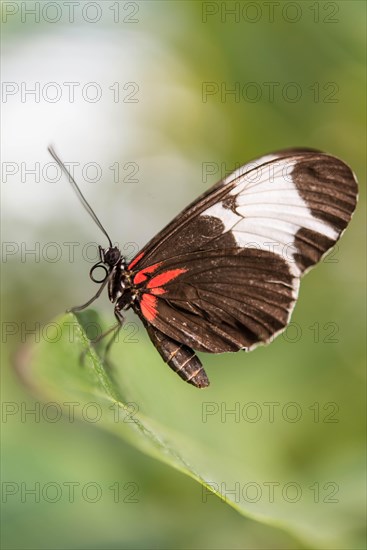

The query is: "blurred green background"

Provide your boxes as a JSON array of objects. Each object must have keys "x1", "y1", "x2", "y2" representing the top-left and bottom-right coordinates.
[{"x1": 1, "y1": 1, "x2": 365, "y2": 549}]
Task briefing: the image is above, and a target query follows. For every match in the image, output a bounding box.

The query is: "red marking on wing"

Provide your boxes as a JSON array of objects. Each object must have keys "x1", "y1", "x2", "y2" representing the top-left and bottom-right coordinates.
[
  {"x1": 128, "y1": 251, "x2": 144, "y2": 270},
  {"x1": 134, "y1": 263, "x2": 161, "y2": 285},
  {"x1": 147, "y1": 268, "x2": 187, "y2": 289},
  {"x1": 150, "y1": 287, "x2": 166, "y2": 296},
  {"x1": 140, "y1": 294, "x2": 157, "y2": 321}
]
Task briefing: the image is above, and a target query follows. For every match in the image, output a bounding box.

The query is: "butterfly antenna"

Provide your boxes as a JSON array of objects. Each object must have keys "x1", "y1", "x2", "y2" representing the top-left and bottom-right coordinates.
[{"x1": 48, "y1": 146, "x2": 113, "y2": 248}]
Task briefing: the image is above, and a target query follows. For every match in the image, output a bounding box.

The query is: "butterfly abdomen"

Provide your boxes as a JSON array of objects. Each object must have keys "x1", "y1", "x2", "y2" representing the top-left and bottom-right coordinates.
[{"x1": 144, "y1": 322, "x2": 209, "y2": 388}]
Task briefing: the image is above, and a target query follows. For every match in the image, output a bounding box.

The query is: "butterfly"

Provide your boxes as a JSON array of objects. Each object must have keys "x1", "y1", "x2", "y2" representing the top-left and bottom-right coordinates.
[{"x1": 49, "y1": 147, "x2": 358, "y2": 388}]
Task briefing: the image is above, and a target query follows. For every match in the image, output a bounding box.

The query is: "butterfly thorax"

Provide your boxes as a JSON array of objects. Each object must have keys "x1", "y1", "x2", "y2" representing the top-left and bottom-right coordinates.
[{"x1": 107, "y1": 261, "x2": 141, "y2": 312}]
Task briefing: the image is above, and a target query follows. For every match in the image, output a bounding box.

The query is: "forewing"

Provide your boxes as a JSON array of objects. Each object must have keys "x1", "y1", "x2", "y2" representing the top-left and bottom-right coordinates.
[{"x1": 128, "y1": 149, "x2": 358, "y2": 275}]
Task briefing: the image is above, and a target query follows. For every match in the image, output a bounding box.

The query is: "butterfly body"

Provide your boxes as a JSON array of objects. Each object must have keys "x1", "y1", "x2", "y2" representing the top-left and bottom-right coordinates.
[
  {"x1": 49, "y1": 146, "x2": 358, "y2": 388},
  {"x1": 92, "y1": 245, "x2": 209, "y2": 387}
]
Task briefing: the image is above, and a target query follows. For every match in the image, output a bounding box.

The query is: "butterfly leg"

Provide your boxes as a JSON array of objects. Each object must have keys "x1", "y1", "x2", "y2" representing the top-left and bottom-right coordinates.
[
  {"x1": 103, "y1": 308, "x2": 125, "y2": 358},
  {"x1": 68, "y1": 276, "x2": 110, "y2": 313},
  {"x1": 79, "y1": 309, "x2": 124, "y2": 367}
]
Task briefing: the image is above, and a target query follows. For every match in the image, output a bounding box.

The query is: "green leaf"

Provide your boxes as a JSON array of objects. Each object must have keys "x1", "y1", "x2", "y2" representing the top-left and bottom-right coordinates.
[{"x1": 23, "y1": 311, "x2": 364, "y2": 549}]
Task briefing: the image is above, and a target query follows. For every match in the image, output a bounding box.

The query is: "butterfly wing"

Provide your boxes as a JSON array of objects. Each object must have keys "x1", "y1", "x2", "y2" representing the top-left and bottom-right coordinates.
[
  {"x1": 128, "y1": 149, "x2": 357, "y2": 354},
  {"x1": 135, "y1": 247, "x2": 297, "y2": 353}
]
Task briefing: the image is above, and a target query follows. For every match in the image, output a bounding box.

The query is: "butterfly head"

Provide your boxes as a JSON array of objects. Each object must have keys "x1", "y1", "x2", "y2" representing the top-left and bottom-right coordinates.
[
  {"x1": 89, "y1": 245, "x2": 125, "y2": 284},
  {"x1": 100, "y1": 246, "x2": 122, "y2": 267}
]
